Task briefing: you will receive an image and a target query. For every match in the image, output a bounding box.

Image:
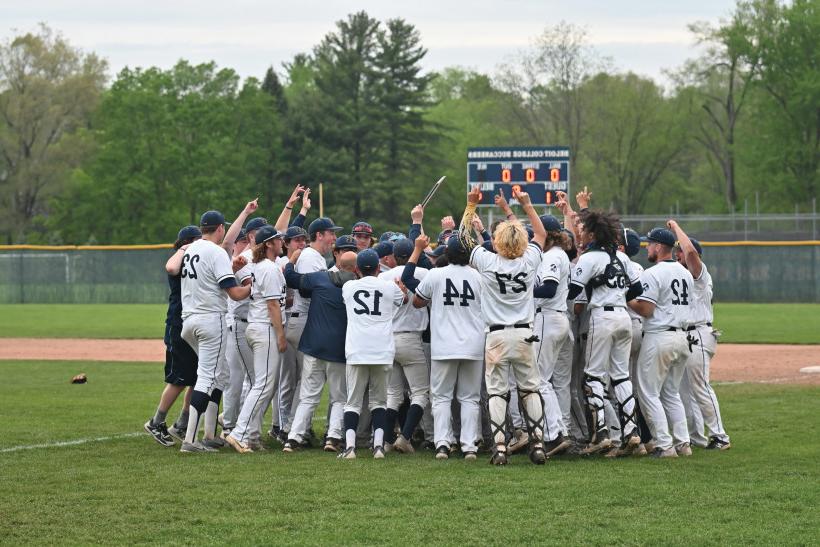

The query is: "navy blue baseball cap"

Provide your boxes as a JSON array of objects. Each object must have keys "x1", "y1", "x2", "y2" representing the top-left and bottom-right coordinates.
[
  {"x1": 352, "y1": 221, "x2": 374, "y2": 236},
  {"x1": 389, "y1": 232, "x2": 407, "y2": 242},
  {"x1": 334, "y1": 234, "x2": 358, "y2": 251},
  {"x1": 446, "y1": 236, "x2": 469, "y2": 255},
  {"x1": 393, "y1": 238, "x2": 415, "y2": 259},
  {"x1": 356, "y1": 248, "x2": 380, "y2": 272},
  {"x1": 676, "y1": 238, "x2": 703, "y2": 256},
  {"x1": 235, "y1": 228, "x2": 248, "y2": 243},
  {"x1": 245, "y1": 217, "x2": 268, "y2": 232},
  {"x1": 308, "y1": 217, "x2": 343, "y2": 237},
  {"x1": 540, "y1": 214, "x2": 562, "y2": 233},
  {"x1": 374, "y1": 241, "x2": 394, "y2": 258},
  {"x1": 425, "y1": 245, "x2": 446, "y2": 258},
  {"x1": 624, "y1": 228, "x2": 641, "y2": 257},
  {"x1": 437, "y1": 230, "x2": 453, "y2": 245},
  {"x1": 254, "y1": 225, "x2": 283, "y2": 246},
  {"x1": 642, "y1": 227, "x2": 676, "y2": 247},
  {"x1": 378, "y1": 231, "x2": 395, "y2": 243},
  {"x1": 200, "y1": 210, "x2": 230, "y2": 228},
  {"x1": 177, "y1": 225, "x2": 202, "y2": 241},
  {"x1": 284, "y1": 226, "x2": 308, "y2": 241}
]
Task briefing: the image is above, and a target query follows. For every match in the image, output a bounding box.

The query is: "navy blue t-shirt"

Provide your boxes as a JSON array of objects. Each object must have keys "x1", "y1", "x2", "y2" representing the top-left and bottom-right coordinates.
[
  {"x1": 283, "y1": 264, "x2": 347, "y2": 363},
  {"x1": 166, "y1": 273, "x2": 183, "y2": 327}
]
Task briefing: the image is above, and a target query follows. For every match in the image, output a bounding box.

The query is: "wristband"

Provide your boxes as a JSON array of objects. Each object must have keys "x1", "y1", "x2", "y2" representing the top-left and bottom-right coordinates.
[{"x1": 285, "y1": 206, "x2": 293, "y2": 210}]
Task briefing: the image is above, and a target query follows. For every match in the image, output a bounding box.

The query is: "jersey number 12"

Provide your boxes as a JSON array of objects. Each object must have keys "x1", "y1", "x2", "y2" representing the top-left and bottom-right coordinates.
[{"x1": 353, "y1": 290, "x2": 383, "y2": 316}]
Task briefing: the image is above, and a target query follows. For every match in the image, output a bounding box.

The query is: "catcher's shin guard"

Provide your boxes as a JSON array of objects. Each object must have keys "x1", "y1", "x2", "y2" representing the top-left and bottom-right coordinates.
[
  {"x1": 487, "y1": 392, "x2": 510, "y2": 447},
  {"x1": 610, "y1": 376, "x2": 638, "y2": 437},
  {"x1": 517, "y1": 389, "x2": 545, "y2": 442},
  {"x1": 583, "y1": 373, "x2": 606, "y2": 442}
]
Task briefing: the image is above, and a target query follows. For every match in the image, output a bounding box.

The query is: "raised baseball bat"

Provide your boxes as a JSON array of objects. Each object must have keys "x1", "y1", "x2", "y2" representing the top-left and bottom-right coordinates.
[{"x1": 421, "y1": 176, "x2": 447, "y2": 208}]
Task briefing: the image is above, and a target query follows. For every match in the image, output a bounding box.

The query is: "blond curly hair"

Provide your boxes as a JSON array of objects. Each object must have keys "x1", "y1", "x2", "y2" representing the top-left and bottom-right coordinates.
[{"x1": 493, "y1": 220, "x2": 528, "y2": 259}]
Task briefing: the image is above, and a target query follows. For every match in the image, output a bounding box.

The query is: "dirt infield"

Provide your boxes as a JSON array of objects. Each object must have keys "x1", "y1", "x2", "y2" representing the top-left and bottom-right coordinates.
[{"x1": 1, "y1": 338, "x2": 818, "y2": 385}]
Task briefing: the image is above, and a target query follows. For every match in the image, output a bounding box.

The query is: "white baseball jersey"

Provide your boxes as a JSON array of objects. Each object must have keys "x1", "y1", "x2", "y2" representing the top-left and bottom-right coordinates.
[
  {"x1": 535, "y1": 246, "x2": 570, "y2": 312},
  {"x1": 342, "y1": 276, "x2": 405, "y2": 365},
  {"x1": 415, "y1": 264, "x2": 485, "y2": 360},
  {"x1": 636, "y1": 260, "x2": 695, "y2": 333},
  {"x1": 228, "y1": 248, "x2": 254, "y2": 322},
  {"x1": 181, "y1": 239, "x2": 235, "y2": 319},
  {"x1": 291, "y1": 246, "x2": 327, "y2": 314},
  {"x1": 247, "y1": 258, "x2": 288, "y2": 325},
  {"x1": 378, "y1": 265, "x2": 429, "y2": 332},
  {"x1": 626, "y1": 259, "x2": 645, "y2": 321},
  {"x1": 690, "y1": 262, "x2": 714, "y2": 325},
  {"x1": 571, "y1": 249, "x2": 639, "y2": 309},
  {"x1": 469, "y1": 242, "x2": 542, "y2": 326}
]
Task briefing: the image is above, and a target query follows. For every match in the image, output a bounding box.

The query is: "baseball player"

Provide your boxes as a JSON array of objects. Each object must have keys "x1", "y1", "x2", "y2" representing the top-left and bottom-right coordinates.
[
  {"x1": 351, "y1": 221, "x2": 375, "y2": 251},
  {"x1": 668, "y1": 221, "x2": 731, "y2": 450},
  {"x1": 222, "y1": 217, "x2": 268, "y2": 440},
  {"x1": 467, "y1": 186, "x2": 548, "y2": 465},
  {"x1": 628, "y1": 227, "x2": 694, "y2": 458},
  {"x1": 379, "y1": 238, "x2": 430, "y2": 454},
  {"x1": 532, "y1": 214, "x2": 574, "y2": 456},
  {"x1": 281, "y1": 250, "x2": 358, "y2": 453},
  {"x1": 339, "y1": 249, "x2": 407, "y2": 459},
  {"x1": 405, "y1": 235, "x2": 485, "y2": 460},
  {"x1": 567, "y1": 209, "x2": 644, "y2": 455},
  {"x1": 179, "y1": 209, "x2": 253, "y2": 452},
  {"x1": 225, "y1": 225, "x2": 287, "y2": 453},
  {"x1": 144, "y1": 225, "x2": 202, "y2": 446},
  {"x1": 374, "y1": 241, "x2": 395, "y2": 272},
  {"x1": 283, "y1": 217, "x2": 343, "y2": 437}
]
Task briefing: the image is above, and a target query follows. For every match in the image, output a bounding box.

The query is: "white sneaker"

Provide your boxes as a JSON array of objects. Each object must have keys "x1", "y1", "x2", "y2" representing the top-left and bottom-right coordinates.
[
  {"x1": 508, "y1": 428, "x2": 529, "y2": 454},
  {"x1": 675, "y1": 442, "x2": 693, "y2": 456},
  {"x1": 180, "y1": 441, "x2": 217, "y2": 453},
  {"x1": 373, "y1": 445, "x2": 386, "y2": 459},
  {"x1": 338, "y1": 447, "x2": 356, "y2": 459}
]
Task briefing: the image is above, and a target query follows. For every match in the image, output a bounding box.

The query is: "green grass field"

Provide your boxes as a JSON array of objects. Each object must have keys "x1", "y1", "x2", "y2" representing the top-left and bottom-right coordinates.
[
  {"x1": 0, "y1": 360, "x2": 817, "y2": 544},
  {"x1": 1, "y1": 303, "x2": 818, "y2": 343}
]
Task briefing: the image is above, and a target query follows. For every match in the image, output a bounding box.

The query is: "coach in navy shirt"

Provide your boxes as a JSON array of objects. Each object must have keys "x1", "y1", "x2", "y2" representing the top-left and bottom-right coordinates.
[{"x1": 281, "y1": 250, "x2": 358, "y2": 452}]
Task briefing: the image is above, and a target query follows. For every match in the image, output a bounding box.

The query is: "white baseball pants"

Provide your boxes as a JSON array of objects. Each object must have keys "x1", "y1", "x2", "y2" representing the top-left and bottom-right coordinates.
[
  {"x1": 181, "y1": 312, "x2": 229, "y2": 396},
  {"x1": 387, "y1": 332, "x2": 430, "y2": 410},
  {"x1": 223, "y1": 321, "x2": 253, "y2": 430},
  {"x1": 289, "y1": 354, "x2": 346, "y2": 443},
  {"x1": 680, "y1": 326, "x2": 729, "y2": 445},
  {"x1": 344, "y1": 364, "x2": 390, "y2": 415},
  {"x1": 535, "y1": 310, "x2": 571, "y2": 441},
  {"x1": 431, "y1": 358, "x2": 482, "y2": 452}
]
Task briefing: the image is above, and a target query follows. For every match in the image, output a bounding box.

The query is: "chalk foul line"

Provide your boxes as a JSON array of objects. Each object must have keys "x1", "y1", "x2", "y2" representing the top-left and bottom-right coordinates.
[{"x1": 0, "y1": 432, "x2": 142, "y2": 453}]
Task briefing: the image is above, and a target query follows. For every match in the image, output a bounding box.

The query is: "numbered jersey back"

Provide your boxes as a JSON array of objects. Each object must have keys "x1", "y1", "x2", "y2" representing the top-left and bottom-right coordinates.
[
  {"x1": 342, "y1": 276, "x2": 405, "y2": 365},
  {"x1": 572, "y1": 249, "x2": 638, "y2": 309},
  {"x1": 469, "y1": 243, "x2": 542, "y2": 326},
  {"x1": 415, "y1": 265, "x2": 485, "y2": 361},
  {"x1": 180, "y1": 239, "x2": 235, "y2": 318},
  {"x1": 637, "y1": 260, "x2": 695, "y2": 332}
]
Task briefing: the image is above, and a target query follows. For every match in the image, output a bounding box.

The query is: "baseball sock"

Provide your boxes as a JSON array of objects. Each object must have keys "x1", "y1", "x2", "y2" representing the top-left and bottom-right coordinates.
[
  {"x1": 174, "y1": 410, "x2": 189, "y2": 430},
  {"x1": 185, "y1": 390, "x2": 210, "y2": 444},
  {"x1": 152, "y1": 409, "x2": 168, "y2": 426},
  {"x1": 384, "y1": 408, "x2": 399, "y2": 443},
  {"x1": 401, "y1": 404, "x2": 424, "y2": 440},
  {"x1": 371, "y1": 407, "x2": 386, "y2": 448},
  {"x1": 343, "y1": 411, "x2": 359, "y2": 449},
  {"x1": 203, "y1": 389, "x2": 223, "y2": 440}
]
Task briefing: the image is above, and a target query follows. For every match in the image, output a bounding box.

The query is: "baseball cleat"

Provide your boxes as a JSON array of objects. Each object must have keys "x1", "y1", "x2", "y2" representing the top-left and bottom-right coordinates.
[
  {"x1": 201, "y1": 437, "x2": 225, "y2": 449},
  {"x1": 220, "y1": 428, "x2": 233, "y2": 441},
  {"x1": 706, "y1": 436, "x2": 731, "y2": 451},
  {"x1": 224, "y1": 435, "x2": 251, "y2": 454},
  {"x1": 144, "y1": 420, "x2": 175, "y2": 447},
  {"x1": 581, "y1": 437, "x2": 613, "y2": 456},
  {"x1": 323, "y1": 438, "x2": 341, "y2": 453},
  {"x1": 633, "y1": 443, "x2": 648, "y2": 457},
  {"x1": 435, "y1": 445, "x2": 449, "y2": 460},
  {"x1": 507, "y1": 428, "x2": 529, "y2": 454},
  {"x1": 337, "y1": 447, "x2": 356, "y2": 459},
  {"x1": 248, "y1": 441, "x2": 266, "y2": 452},
  {"x1": 180, "y1": 441, "x2": 218, "y2": 453},
  {"x1": 463, "y1": 451, "x2": 477, "y2": 461},
  {"x1": 372, "y1": 445, "x2": 386, "y2": 459},
  {"x1": 282, "y1": 440, "x2": 300, "y2": 453},
  {"x1": 674, "y1": 442, "x2": 693, "y2": 457},
  {"x1": 420, "y1": 440, "x2": 436, "y2": 451},
  {"x1": 167, "y1": 425, "x2": 186, "y2": 443},
  {"x1": 543, "y1": 434, "x2": 573, "y2": 458},
  {"x1": 393, "y1": 434, "x2": 415, "y2": 454},
  {"x1": 528, "y1": 442, "x2": 547, "y2": 465},
  {"x1": 650, "y1": 446, "x2": 678, "y2": 458},
  {"x1": 613, "y1": 432, "x2": 642, "y2": 457},
  {"x1": 490, "y1": 445, "x2": 509, "y2": 466}
]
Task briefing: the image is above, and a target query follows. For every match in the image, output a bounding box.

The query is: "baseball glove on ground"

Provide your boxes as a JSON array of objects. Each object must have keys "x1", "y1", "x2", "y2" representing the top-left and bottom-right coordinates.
[{"x1": 71, "y1": 374, "x2": 87, "y2": 384}]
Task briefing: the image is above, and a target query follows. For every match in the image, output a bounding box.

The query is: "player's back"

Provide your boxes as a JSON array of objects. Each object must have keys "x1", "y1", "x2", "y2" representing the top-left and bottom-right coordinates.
[
  {"x1": 181, "y1": 239, "x2": 234, "y2": 319},
  {"x1": 572, "y1": 249, "x2": 635, "y2": 309},
  {"x1": 379, "y1": 265, "x2": 428, "y2": 333},
  {"x1": 640, "y1": 260, "x2": 694, "y2": 332},
  {"x1": 536, "y1": 246, "x2": 571, "y2": 312},
  {"x1": 342, "y1": 275, "x2": 404, "y2": 365},
  {"x1": 416, "y1": 264, "x2": 484, "y2": 361},
  {"x1": 470, "y1": 242, "x2": 542, "y2": 326}
]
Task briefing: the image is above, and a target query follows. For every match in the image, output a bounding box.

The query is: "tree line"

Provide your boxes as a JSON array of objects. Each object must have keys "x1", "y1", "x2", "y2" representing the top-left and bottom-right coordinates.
[{"x1": 0, "y1": 0, "x2": 817, "y2": 244}]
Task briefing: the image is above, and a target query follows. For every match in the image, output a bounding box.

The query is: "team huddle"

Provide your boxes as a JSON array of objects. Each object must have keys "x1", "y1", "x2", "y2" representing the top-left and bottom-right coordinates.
[{"x1": 144, "y1": 183, "x2": 731, "y2": 463}]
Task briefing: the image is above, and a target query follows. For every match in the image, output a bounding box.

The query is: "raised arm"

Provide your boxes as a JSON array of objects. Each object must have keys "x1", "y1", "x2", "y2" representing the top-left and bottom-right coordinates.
[
  {"x1": 555, "y1": 191, "x2": 579, "y2": 243},
  {"x1": 495, "y1": 187, "x2": 517, "y2": 222},
  {"x1": 222, "y1": 198, "x2": 259, "y2": 254},
  {"x1": 512, "y1": 186, "x2": 545, "y2": 249},
  {"x1": 274, "y1": 184, "x2": 306, "y2": 232},
  {"x1": 667, "y1": 219, "x2": 702, "y2": 279}
]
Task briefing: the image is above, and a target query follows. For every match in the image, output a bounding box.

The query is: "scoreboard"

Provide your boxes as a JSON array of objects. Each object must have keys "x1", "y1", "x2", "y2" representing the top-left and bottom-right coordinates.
[{"x1": 467, "y1": 146, "x2": 570, "y2": 206}]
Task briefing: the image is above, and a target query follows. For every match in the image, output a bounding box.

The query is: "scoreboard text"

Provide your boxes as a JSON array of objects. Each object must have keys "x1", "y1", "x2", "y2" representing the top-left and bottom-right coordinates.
[{"x1": 467, "y1": 147, "x2": 571, "y2": 206}]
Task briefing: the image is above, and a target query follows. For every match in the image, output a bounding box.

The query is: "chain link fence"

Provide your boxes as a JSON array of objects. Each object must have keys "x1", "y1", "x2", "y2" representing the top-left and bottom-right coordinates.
[{"x1": 1, "y1": 241, "x2": 818, "y2": 304}]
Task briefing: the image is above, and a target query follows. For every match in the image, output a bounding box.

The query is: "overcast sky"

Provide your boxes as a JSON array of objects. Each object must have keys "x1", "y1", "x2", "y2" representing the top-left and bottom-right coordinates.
[{"x1": 4, "y1": 0, "x2": 737, "y2": 84}]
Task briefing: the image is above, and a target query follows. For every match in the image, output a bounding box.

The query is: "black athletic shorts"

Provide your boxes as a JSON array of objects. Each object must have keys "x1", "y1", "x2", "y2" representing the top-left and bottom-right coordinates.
[{"x1": 164, "y1": 323, "x2": 198, "y2": 386}]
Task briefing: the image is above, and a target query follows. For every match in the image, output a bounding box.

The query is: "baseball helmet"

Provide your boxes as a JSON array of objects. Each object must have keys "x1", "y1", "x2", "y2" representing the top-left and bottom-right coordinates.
[{"x1": 392, "y1": 239, "x2": 414, "y2": 259}]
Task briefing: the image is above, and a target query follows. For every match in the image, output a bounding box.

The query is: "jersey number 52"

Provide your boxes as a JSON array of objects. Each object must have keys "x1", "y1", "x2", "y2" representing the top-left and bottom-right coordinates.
[{"x1": 181, "y1": 254, "x2": 200, "y2": 279}]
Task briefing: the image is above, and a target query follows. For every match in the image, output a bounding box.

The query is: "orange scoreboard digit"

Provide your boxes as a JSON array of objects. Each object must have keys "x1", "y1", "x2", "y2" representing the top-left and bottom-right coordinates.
[{"x1": 467, "y1": 147, "x2": 570, "y2": 206}]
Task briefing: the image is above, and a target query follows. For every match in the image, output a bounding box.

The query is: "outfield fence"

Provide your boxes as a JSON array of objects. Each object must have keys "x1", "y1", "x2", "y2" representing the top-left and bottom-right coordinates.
[{"x1": 1, "y1": 242, "x2": 818, "y2": 304}]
